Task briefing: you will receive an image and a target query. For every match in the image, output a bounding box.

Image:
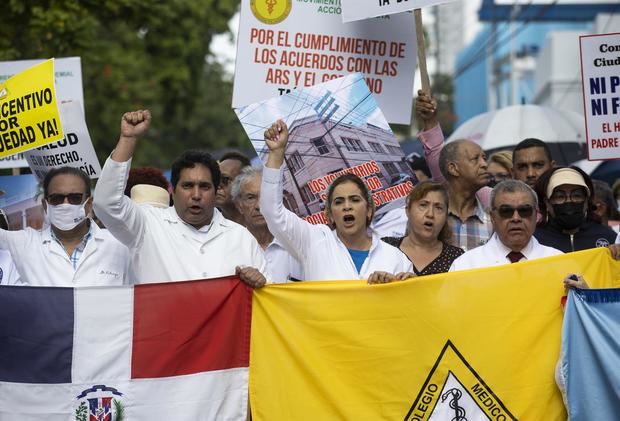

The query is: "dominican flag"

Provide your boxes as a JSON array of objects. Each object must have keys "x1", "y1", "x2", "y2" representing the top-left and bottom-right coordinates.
[
  {"x1": 562, "y1": 288, "x2": 620, "y2": 420},
  {"x1": 0, "y1": 276, "x2": 252, "y2": 420}
]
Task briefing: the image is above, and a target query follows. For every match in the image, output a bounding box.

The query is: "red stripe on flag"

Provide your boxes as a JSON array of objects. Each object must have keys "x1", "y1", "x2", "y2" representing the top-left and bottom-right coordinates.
[{"x1": 131, "y1": 276, "x2": 252, "y2": 379}]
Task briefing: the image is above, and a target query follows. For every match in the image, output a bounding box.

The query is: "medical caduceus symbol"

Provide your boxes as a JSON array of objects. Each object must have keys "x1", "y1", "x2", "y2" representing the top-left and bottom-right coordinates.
[
  {"x1": 265, "y1": 0, "x2": 277, "y2": 14},
  {"x1": 441, "y1": 389, "x2": 468, "y2": 421}
]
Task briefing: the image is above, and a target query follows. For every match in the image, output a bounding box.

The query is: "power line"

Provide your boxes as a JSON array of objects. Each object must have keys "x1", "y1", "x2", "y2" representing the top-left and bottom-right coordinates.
[{"x1": 454, "y1": 0, "x2": 559, "y2": 80}]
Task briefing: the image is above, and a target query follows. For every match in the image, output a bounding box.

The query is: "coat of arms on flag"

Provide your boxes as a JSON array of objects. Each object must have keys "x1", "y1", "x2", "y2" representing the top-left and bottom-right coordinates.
[{"x1": 74, "y1": 384, "x2": 124, "y2": 421}]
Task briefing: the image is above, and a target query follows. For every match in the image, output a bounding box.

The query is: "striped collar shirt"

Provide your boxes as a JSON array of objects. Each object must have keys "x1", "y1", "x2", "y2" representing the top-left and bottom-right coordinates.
[
  {"x1": 50, "y1": 223, "x2": 93, "y2": 270},
  {"x1": 448, "y1": 198, "x2": 493, "y2": 252}
]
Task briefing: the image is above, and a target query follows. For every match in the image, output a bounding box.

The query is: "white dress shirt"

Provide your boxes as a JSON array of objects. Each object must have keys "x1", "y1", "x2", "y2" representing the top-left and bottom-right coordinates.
[
  {"x1": 449, "y1": 232, "x2": 563, "y2": 272},
  {"x1": 265, "y1": 238, "x2": 304, "y2": 283},
  {"x1": 94, "y1": 157, "x2": 268, "y2": 284},
  {"x1": 260, "y1": 167, "x2": 412, "y2": 281},
  {"x1": 0, "y1": 222, "x2": 130, "y2": 286}
]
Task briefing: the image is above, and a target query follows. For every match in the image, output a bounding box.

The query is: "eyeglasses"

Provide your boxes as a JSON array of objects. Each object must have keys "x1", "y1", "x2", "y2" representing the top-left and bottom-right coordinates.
[
  {"x1": 46, "y1": 193, "x2": 86, "y2": 206},
  {"x1": 493, "y1": 204, "x2": 534, "y2": 219},
  {"x1": 549, "y1": 189, "x2": 587, "y2": 204}
]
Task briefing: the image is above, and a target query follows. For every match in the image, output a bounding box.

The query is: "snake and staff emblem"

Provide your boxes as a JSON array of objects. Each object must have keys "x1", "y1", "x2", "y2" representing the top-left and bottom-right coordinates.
[
  {"x1": 250, "y1": 0, "x2": 291, "y2": 24},
  {"x1": 265, "y1": 0, "x2": 276, "y2": 14},
  {"x1": 441, "y1": 388, "x2": 467, "y2": 421}
]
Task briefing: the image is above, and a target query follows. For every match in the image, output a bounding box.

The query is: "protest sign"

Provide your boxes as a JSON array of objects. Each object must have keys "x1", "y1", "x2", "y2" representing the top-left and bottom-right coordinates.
[
  {"x1": 340, "y1": 0, "x2": 458, "y2": 23},
  {"x1": 24, "y1": 101, "x2": 101, "y2": 181},
  {"x1": 0, "y1": 57, "x2": 83, "y2": 168},
  {"x1": 0, "y1": 174, "x2": 43, "y2": 230},
  {"x1": 0, "y1": 59, "x2": 64, "y2": 159},
  {"x1": 233, "y1": 0, "x2": 416, "y2": 124},
  {"x1": 235, "y1": 73, "x2": 415, "y2": 225},
  {"x1": 579, "y1": 32, "x2": 620, "y2": 160}
]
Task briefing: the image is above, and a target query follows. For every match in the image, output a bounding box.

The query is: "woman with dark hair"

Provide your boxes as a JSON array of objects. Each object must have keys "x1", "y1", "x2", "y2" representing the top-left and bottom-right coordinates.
[
  {"x1": 260, "y1": 120, "x2": 412, "y2": 281},
  {"x1": 533, "y1": 166, "x2": 616, "y2": 252},
  {"x1": 382, "y1": 182, "x2": 464, "y2": 277}
]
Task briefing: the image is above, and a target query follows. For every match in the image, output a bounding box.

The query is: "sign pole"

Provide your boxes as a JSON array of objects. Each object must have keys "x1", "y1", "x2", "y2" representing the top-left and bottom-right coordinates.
[{"x1": 415, "y1": 9, "x2": 431, "y2": 94}]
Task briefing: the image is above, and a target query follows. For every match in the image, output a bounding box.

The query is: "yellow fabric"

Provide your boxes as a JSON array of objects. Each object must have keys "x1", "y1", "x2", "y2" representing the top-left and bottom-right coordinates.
[
  {"x1": 0, "y1": 59, "x2": 63, "y2": 158},
  {"x1": 250, "y1": 248, "x2": 620, "y2": 420}
]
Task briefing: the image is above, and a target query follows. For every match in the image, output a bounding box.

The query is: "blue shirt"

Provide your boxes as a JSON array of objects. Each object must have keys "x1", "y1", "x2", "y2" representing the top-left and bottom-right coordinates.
[{"x1": 347, "y1": 249, "x2": 369, "y2": 274}]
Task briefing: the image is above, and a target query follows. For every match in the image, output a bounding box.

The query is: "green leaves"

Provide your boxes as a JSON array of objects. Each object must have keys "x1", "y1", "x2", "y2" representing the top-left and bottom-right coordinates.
[{"x1": 1, "y1": 0, "x2": 248, "y2": 167}]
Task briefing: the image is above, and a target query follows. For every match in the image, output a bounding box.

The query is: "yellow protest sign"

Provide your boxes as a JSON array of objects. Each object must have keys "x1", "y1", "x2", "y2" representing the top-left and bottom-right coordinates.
[
  {"x1": 250, "y1": 248, "x2": 620, "y2": 420},
  {"x1": 0, "y1": 59, "x2": 64, "y2": 158}
]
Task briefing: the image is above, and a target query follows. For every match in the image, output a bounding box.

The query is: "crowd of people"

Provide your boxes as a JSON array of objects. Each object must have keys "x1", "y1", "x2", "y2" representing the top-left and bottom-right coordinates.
[
  {"x1": 0, "y1": 92, "x2": 618, "y2": 413},
  {"x1": 1, "y1": 92, "x2": 618, "y2": 287}
]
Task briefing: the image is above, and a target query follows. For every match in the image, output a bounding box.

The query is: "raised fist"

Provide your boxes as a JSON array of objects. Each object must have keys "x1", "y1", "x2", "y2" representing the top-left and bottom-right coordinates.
[
  {"x1": 263, "y1": 120, "x2": 289, "y2": 153},
  {"x1": 120, "y1": 110, "x2": 151, "y2": 139}
]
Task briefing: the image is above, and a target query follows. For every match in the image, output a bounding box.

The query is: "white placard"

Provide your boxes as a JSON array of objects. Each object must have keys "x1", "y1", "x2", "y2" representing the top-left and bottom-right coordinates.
[
  {"x1": 495, "y1": 0, "x2": 618, "y2": 4},
  {"x1": 232, "y1": 0, "x2": 416, "y2": 125},
  {"x1": 24, "y1": 101, "x2": 101, "y2": 181},
  {"x1": 341, "y1": 0, "x2": 458, "y2": 23},
  {"x1": 579, "y1": 32, "x2": 620, "y2": 161},
  {"x1": 0, "y1": 57, "x2": 83, "y2": 168}
]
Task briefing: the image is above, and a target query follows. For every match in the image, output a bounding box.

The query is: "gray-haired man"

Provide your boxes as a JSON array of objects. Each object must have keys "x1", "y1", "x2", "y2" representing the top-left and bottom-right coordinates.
[
  {"x1": 232, "y1": 166, "x2": 303, "y2": 283},
  {"x1": 450, "y1": 180, "x2": 562, "y2": 271}
]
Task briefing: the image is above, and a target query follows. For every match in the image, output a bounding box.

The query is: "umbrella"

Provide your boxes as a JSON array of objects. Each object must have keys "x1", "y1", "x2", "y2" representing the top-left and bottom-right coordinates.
[
  {"x1": 574, "y1": 158, "x2": 620, "y2": 186},
  {"x1": 447, "y1": 105, "x2": 587, "y2": 165}
]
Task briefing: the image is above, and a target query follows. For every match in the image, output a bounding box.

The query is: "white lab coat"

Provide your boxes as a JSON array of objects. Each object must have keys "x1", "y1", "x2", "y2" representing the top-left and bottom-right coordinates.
[
  {"x1": 260, "y1": 167, "x2": 412, "y2": 281},
  {"x1": 265, "y1": 238, "x2": 304, "y2": 283},
  {"x1": 0, "y1": 249, "x2": 20, "y2": 285},
  {"x1": 94, "y1": 157, "x2": 268, "y2": 284},
  {"x1": 0, "y1": 222, "x2": 130, "y2": 286}
]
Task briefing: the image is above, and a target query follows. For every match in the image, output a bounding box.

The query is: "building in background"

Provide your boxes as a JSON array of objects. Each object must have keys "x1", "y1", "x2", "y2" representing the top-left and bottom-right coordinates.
[
  {"x1": 427, "y1": 0, "x2": 482, "y2": 76},
  {"x1": 534, "y1": 14, "x2": 620, "y2": 115},
  {"x1": 454, "y1": 0, "x2": 620, "y2": 128}
]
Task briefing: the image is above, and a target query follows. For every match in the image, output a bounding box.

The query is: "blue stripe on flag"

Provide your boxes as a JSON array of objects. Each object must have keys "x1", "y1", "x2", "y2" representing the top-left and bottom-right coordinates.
[
  {"x1": 562, "y1": 288, "x2": 620, "y2": 420},
  {"x1": 0, "y1": 286, "x2": 74, "y2": 383}
]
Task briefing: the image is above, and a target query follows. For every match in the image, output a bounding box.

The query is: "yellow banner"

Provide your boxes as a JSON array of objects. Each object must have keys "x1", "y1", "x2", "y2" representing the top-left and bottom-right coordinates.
[
  {"x1": 0, "y1": 59, "x2": 64, "y2": 158},
  {"x1": 250, "y1": 248, "x2": 620, "y2": 420}
]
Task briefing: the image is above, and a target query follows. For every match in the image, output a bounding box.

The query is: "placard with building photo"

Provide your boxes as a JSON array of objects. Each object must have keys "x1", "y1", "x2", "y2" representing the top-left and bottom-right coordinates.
[
  {"x1": 233, "y1": 0, "x2": 416, "y2": 124},
  {"x1": 0, "y1": 174, "x2": 43, "y2": 230},
  {"x1": 235, "y1": 73, "x2": 415, "y2": 224}
]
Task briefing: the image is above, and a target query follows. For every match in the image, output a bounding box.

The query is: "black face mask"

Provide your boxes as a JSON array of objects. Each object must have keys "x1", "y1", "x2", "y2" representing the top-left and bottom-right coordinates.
[{"x1": 552, "y1": 202, "x2": 586, "y2": 230}]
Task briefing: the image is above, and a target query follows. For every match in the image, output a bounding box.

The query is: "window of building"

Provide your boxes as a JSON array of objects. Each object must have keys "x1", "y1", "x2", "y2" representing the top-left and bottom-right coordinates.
[
  {"x1": 300, "y1": 184, "x2": 316, "y2": 203},
  {"x1": 341, "y1": 136, "x2": 364, "y2": 152},
  {"x1": 311, "y1": 136, "x2": 330, "y2": 155},
  {"x1": 383, "y1": 161, "x2": 399, "y2": 175},
  {"x1": 288, "y1": 151, "x2": 305, "y2": 173},
  {"x1": 368, "y1": 141, "x2": 385, "y2": 154},
  {"x1": 386, "y1": 144, "x2": 402, "y2": 155}
]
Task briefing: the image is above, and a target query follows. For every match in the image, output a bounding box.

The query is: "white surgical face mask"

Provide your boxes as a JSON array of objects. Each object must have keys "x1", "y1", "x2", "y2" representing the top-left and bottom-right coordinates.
[{"x1": 46, "y1": 202, "x2": 87, "y2": 231}]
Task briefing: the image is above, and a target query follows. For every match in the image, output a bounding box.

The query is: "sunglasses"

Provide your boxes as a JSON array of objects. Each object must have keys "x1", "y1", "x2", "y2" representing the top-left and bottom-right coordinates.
[
  {"x1": 494, "y1": 204, "x2": 534, "y2": 219},
  {"x1": 46, "y1": 193, "x2": 86, "y2": 206}
]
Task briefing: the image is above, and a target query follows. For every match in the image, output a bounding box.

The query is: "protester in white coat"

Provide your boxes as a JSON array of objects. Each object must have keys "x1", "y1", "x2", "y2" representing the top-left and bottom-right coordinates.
[
  {"x1": 260, "y1": 120, "x2": 412, "y2": 282},
  {"x1": 0, "y1": 167, "x2": 130, "y2": 286},
  {"x1": 93, "y1": 110, "x2": 267, "y2": 287}
]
